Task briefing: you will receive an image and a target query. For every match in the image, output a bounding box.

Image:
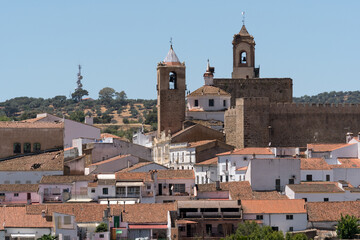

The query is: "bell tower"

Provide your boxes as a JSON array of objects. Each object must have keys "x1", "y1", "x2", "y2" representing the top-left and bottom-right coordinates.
[
  {"x1": 232, "y1": 25, "x2": 258, "y2": 79},
  {"x1": 157, "y1": 44, "x2": 186, "y2": 136}
]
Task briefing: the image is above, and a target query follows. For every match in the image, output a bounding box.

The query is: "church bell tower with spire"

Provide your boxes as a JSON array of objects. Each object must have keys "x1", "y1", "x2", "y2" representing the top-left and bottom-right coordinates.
[{"x1": 156, "y1": 43, "x2": 186, "y2": 136}]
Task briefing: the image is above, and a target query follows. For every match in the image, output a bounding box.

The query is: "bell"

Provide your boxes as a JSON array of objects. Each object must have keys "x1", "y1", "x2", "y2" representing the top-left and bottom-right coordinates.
[{"x1": 242, "y1": 56, "x2": 247, "y2": 62}]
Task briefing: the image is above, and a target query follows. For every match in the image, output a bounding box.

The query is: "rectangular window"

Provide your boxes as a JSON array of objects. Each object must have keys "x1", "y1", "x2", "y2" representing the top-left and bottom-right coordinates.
[
  {"x1": 256, "y1": 215, "x2": 263, "y2": 220},
  {"x1": 179, "y1": 226, "x2": 185, "y2": 232},
  {"x1": 275, "y1": 179, "x2": 280, "y2": 191},
  {"x1": 102, "y1": 188, "x2": 108, "y2": 195},
  {"x1": 99, "y1": 234, "x2": 104, "y2": 238},
  {"x1": 91, "y1": 188, "x2": 95, "y2": 193},
  {"x1": 23, "y1": 143, "x2": 31, "y2": 153},
  {"x1": 15, "y1": 181, "x2": 21, "y2": 184},
  {"x1": 324, "y1": 198, "x2": 329, "y2": 202},
  {"x1": 272, "y1": 227, "x2": 279, "y2": 231},
  {"x1": 286, "y1": 215, "x2": 293, "y2": 220},
  {"x1": 4, "y1": 181, "x2": 10, "y2": 184},
  {"x1": 128, "y1": 186, "x2": 140, "y2": 196},
  {"x1": 116, "y1": 187, "x2": 126, "y2": 195},
  {"x1": 306, "y1": 175, "x2": 312, "y2": 181},
  {"x1": 63, "y1": 216, "x2": 72, "y2": 225},
  {"x1": 147, "y1": 185, "x2": 151, "y2": 190},
  {"x1": 289, "y1": 227, "x2": 293, "y2": 232},
  {"x1": 174, "y1": 184, "x2": 186, "y2": 193},
  {"x1": 288, "y1": 178, "x2": 294, "y2": 184},
  {"x1": 209, "y1": 99, "x2": 214, "y2": 107},
  {"x1": 326, "y1": 174, "x2": 330, "y2": 181},
  {"x1": 14, "y1": 193, "x2": 19, "y2": 197},
  {"x1": 194, "y1": 99, "x2": 199, "y2": 107},
  {"x1": 63, "y1": 236, "x2": 70, "y2": 240},
  {"x1": 26, "y1": 180, "x2": 31, "y2": 184},
  {"x1": 223, "y1": 100, "x2": 226, "y2": 107}
]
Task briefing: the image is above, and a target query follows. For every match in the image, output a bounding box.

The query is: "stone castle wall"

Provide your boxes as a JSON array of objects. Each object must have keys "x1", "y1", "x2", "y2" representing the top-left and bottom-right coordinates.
[
  {"x1": 225, "y1": 98, "x2": 360, "y2": 148},
  {"x1": 214, "y1": 78, "x2": 293, "y2": 106}
]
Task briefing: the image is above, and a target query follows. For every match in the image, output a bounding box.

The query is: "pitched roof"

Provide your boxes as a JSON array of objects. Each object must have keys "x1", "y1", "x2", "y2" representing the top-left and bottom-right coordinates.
[
  {"x1": 0, "y1": 151, "x2": 64, "y2": 171},
  {"x1": 0, "y1": 121, "x2": 63, "y2": 129},
  {"x1": 188, "y1": 140, "x2": 217, "y2": 148},
  {"x1": 194, "y1": 157, "x2": 218, "y2": 166},
  {"x1": 332, "y1": 158, "x2": 360, "y2": 168},
  {"x1": 0, "y1": 184, "x2": 39, "y2": 192},
  {"x1": 118, "y1": 162, "x2": 165, "y2": 172},
  {"x1": 307, "y1": 143, "x2": 351, "y2": 152},
  {"x1": 239, "y1": 25, "x2": 250, "y2": 36},
  {"x1": 88, "y1": 154, "x2": 132, "y2": 166},
  {"x1": 287, "y1": 182, "x2": 344, "y2": 193},
  {"x1": 301, "y1": 158, "x2": 331, "y2": 170},
  {"x1": 241, "y1": 199, "x2": 306, "y2": 214},
  {"x1": 197, "y1": 181, "x2": 253, "y2": 200},
  {"x1": 252, "y1": 191, "x2": 288, "y2": 200},
  {"x1": 236, "y1": 166, "x2": 248, "y2": 171},
  {"x1": 163, "y1": 46, "x2": 181, "y2": 65},
  {"x1": 187, "y1": 85, "x2": 230, "y2": 97},
  {"x1": 115, "y1": 172, "x2": 152, "y2": 182},
  {"x1": 307, "y1": 201, "x2": 360, "y2": 222},
  {"x1": 88, "y1": 179, "x2": 116, "y2": 187},
  {"x1": 217, "y1": 148, "x2": 273, "y2": 156},
  {"x1": 157, "y1": 170, "x2": 195, "y2": 179},
  {"x1": 40, "y1": 175, "x2": 95, "y2": 184}
]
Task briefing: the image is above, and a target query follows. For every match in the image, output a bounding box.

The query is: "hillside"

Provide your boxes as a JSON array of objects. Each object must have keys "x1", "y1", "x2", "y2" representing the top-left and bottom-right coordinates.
[{"x1": 293, "y1": 91, "x2": 360, "y2": 104}]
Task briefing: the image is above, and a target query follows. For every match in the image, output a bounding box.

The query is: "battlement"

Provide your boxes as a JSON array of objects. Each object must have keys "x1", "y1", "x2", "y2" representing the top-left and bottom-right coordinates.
[
  {"x1": 269, "y1": 102, "x2": 360, "y2": 114},
  {"x1": 214, "y1": 77, "x2": 292, "y2": 84}
]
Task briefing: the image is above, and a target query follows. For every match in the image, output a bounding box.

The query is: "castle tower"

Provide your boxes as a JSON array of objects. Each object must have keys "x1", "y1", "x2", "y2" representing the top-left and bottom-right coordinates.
[
  {"x1": 232, "y1": 25, "x2": 259, "y2": 79},
  {"x1": 157, "y1": 45, "x2": 186, "y2": 136}
]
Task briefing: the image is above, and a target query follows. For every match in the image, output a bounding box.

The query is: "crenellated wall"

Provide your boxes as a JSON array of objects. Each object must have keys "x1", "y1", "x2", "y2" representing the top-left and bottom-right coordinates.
[{"x1": 225, "y1": 98, "x2": 360, "y2": 148}]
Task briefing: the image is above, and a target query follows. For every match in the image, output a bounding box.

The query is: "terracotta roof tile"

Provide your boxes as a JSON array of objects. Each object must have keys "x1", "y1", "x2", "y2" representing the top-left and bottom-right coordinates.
[
  {"x1": 188, "y1": 140, "x2": 217, "y2": 148},
  {"x1": 157, "y1": 170, "x2": 195, "y2": 179},
  {"x1": 307, "y1": 201, "x2": 360, "y2": 222},
  {"x1": 217, "y1": 147, "x2": 273, "y2": 156},
  {"x1": 301, "y1": 158, "x2": 331, "y2": 170},
  {"x1": 115, "y1": 172, "x2": 153, "y2": 182},
  {"x1": 0, "y1": 184, "x2": 39, "y2": 192},
  {"x1": 195, "y1": 157, "x2": 218, "y2": 166},
  {"x1": 241, "y1": 199, "x2": 306, "y2": 214},
  {"x1": 40, "y1": 175, "x2": 95, "y2": 184},
  {"x1": 331, "y1": 158, "x2": 360, "y2": 168},
  {"x1": 287, "y1": 182, "x2": 344, "y2": 193},
  {"x1": 197, "y1": 181, "x2": 253, "y2": 200},
  {"x1": 0, "y1": 121, "x2": 63, "y2": 128},
  {"x1": 252, "y1": 191, "x2": 288, "y2": 200},
  {"x1": 0, "y1": 151, "x2": 64, "y2": 171},
  {"x1": 187, "y1": 85, "x2": 230, "y2": 97},
  {"x1": 118, "y1": 162, "x2": 162, "y2": 172},
  {"x1": 89, "y1": 154, "x2": 131, "y2": 166},
  {"x1": 307, "y1": 143, "x2": 352, "y2": 152}
]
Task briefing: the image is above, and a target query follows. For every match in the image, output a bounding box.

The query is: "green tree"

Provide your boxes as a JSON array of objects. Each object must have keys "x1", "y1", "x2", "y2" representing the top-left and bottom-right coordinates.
[
  {"x1": 99, "y1": 87, "x2": 116, "y2": 104},
  {"x1": 37, "y1": 234, "x2": 57, "y2": 240},
  {"x1": 0, "y1": 115, "x2": 11, "y2": 121},
  {"x1": 95, "y1": 222, "x2": 108, "y2": 232},
  {"x1": 72, "y1": 88, "x2": 89, "y2": 102},
  {"x1": 336, "y1": 214, "x2": 360, "y2": 239},
  {"x1": 69, "y1": 110, "x2": 85, "y2": 122}
]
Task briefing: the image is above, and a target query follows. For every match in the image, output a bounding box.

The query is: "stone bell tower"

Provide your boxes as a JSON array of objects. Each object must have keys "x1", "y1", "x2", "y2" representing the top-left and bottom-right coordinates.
[
  {"x1": 232, "y1": 24, "x2": 259, "y2": 79},
  {"x1": 157, "y1": 44, "x2": 186, "y2": 136}
]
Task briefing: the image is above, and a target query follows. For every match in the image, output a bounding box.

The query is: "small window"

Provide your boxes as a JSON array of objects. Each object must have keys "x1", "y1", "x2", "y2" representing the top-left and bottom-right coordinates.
[
  {"x1": 102, "y1": 188, "x2": 108, "y2": 195},
  {"x1": 243, "y1": 157, "x2": 247, "y2": 161},
  {"x1": 223, "y1": 100, "x2": 226, "y2": 107},
  {"x1": 272, "y1": 226, "x2": 279, "y2": 231},
  {"x1": 4, "y1": 181, "x2": 10, "y2": 184},
  {"x1": 289, "y1": 227, "x2": 293, "y2": 232},
  {"x1": 147, "y1": 185, "x2": 151, "y2": 190},
  {"x1": 306, "y1": 175, "x2": 312, "y2": 181},
  {"x1": 34, "y1": 143, "x2": 41, "y2": 152},
  {"x1": 179, "y1": 226, "x2": 185, "y2": 232},
  {"x1": 63, "y1": 236, "x2": 71, "y2": 240},
  {"x1": 14, "y1": 193, "x2": 19, "y2": 197},
  {"x1": 288, "y1": 179, "x2": 294, "y2": 184},
  {"x1": 24, "y1": 143, "x2": 31, "y2": 153},
  {"x1": 326, "y1": 175, "x2": 330, "y2": 181},
  {"x1": 99, "y1": 234, "x2": 104, "y2": 238},
  {"x1": 194, "y1": 99, "x2": 199, "y2": 107},
  {"x1": 63, "y1": 216, "x2": 72, "y2": 225},
  {"x1": 324, "y1": 198, "x2": 329, "y2": 202},
  {"x1": 286, "y1": 215, "x2": 293, "y2": 220},
  {"x1": 256, "y1": 215, "x2": 263, "y2": 220},
  {"x1": 303, "y1": 198, "x2": 307, "y2": 202},
  {"x1": 15, "y1": 181, "x2": 21, "y2": 184},
  {"x1": 169, "y1": 72, "x2": 177, "y2": 89},
  {"x1": 26, "y1": 180, "x2": 31, "y2": 184},
  {"x1": 209, "y1": 99, "x2": 214, "y2": 107},
  {"x1": 13, "y1": 143, "x2": 21, "y2": 154},
  {"x1": 225, "y1": 175, "x2": 229, "y2": 182},
  {"x1": 91, "y1": 188, "x2": 95, "y2": 193}
]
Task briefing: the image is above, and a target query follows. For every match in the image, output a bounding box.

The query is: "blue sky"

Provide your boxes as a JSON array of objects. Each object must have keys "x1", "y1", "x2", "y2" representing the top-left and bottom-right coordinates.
[{"x1": 0, "y1": 1, "x2": 359, "y2": 101}]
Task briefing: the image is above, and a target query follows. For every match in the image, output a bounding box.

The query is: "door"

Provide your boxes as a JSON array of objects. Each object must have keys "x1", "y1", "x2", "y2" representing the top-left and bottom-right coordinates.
[
  {"x1": 27, "y1": 192, "x2": 31, "y2": 200},
  {"x1": 275, "y1": 179, "x2": 280, "y2": 191},
  {"x1": 158, "y1": 184, "x2": 162, "y2": 195}
]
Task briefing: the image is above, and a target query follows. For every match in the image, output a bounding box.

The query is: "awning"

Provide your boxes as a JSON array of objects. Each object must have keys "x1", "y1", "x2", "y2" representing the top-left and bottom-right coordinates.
[
  {"x1": 116, "y1": 182, "x2": 144, "y2": 187},
  {"x1": 128, "y1": 224, "x2": 168, "y2": 229},
  {"x1": 11, "y1": 234, "x2": 36, "y2": 238}
]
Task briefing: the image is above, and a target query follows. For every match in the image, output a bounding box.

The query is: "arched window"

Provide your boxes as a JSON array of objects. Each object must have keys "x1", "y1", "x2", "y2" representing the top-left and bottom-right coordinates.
[
  {"x1": 240, "y1": 51, "x2": 247, "y2": 64},
  {"x1": 169, "y1": 72, "x2": 177, "y2": 89},
  {"x1": 13, "y1": 143, "x2": 21, "y2": 154},
  {"x1": 24, "y1": 143, "x2": 31, "y2": 153},
  {"x1": 34, "y1": 143, "x2": 41, "y2": 152}
]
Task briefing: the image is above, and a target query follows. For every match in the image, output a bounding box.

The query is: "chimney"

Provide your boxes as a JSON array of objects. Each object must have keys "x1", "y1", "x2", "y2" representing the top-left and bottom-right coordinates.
[
  {"x1": 346, "y1": 132, "x2": 353, "y2": 143},
  {"x1": 216, "y1": 181, "x2": 221, "y2": 191},
  {"x1": 85, "y1": 116, "x2": 93, "y2": 125}
]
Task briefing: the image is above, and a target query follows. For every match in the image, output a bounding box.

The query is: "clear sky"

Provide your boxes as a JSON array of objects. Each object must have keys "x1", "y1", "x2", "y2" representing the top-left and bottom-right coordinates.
[{"x1": 1, "y1": 1, "x2": 359, "y2": 101}]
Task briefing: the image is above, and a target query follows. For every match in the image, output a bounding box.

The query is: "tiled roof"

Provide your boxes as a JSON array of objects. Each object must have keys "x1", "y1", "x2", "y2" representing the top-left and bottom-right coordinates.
[
  {"x1": 118, "y1": 162, "x2": 157, "y2": 172},
  {"x1": 40, "y1": 175, "x2": 95, "y2": 184},
  {"x1": 89, "y1": 154, "x2": 131, "y2": 166},
  {"x1": 332, "y1": 158, "x2": 360, "y2": 168},
  {"x1": 188, "y1": 140, "x2": 217, "y2": 148},
  {"x1": 115, "y1": 172, "x2": 152, "y2": 182},
  {"x1": 307, "y1": 201, "x2": 360, "y2": 222},
  {"x1": 252, "y1": 191, "x2": 288, "y2": 200},
  {"x1": 187, "y1": 85, "x2": 230, "y2": 97},
  {"x1": 0, "y1": 184, "x2": 39, "y2": 192},
  {"x1": 163, "y1": 46, "x2": 181, "y2": 65},
  {"x1": 241, "y1": 199, "x2": 306, "y2": 214},
  {"x1": 307, "y1": 143, "x2": 351, "y2": 152},
  {"x1": 301, "y1": 158, "x2": 331, "y2": 170},
  {"x1": 0, "y1": 206, "x2": 53, "y2": 230},
  {"x1": 195, "y1": 157, "x2": 218, "y2": 166},
  {"x1": 88, "y1": 179, "x2": 116, "y2": 187},
  {"x1": 157, "y1": 170, "x2": 195, "y2": 179},
  {"x1": 197, "y1": 181, "x2": 253, "y2": 200},
  {"x1": 0, "y1": 151, "x2": 64, "y2": 171},
  {"x1": 217, "y1": 148, "x2": 273, "y2": 156},
  {"x1": 0, "y1": 121, "x2": 63, "y2": 128},
  {"x1": 287, "y1": 182, "x2": 344, "y2": 193},
  {"x1": 236, "y1": 166, "x2": 248, "y2": 171}
]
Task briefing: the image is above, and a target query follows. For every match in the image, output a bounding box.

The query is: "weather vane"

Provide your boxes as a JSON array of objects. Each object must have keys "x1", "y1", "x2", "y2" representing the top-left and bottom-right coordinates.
[
  {"x1": 242, "y1": 11, "x2": 245, "y2": 25},
  {"x1": 170, "y1": 37, "x2": 173, "y2": 48}
]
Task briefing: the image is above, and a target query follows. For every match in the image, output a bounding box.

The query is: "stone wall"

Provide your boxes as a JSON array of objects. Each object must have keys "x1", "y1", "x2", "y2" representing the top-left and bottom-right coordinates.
[{"x1": 214, "y1": 78, "x2": 293, "y2": 106}]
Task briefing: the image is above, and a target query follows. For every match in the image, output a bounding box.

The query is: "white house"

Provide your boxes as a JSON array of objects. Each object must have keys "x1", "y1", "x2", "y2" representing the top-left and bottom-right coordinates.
[
  {"x1": 194, "y1": 157, "x2": 218, "y2": 184},
  {"x1": 332, "y1": 158, "x2": 360, "y2": 187},
  {"x1": 218, "y1": 148, "x2": 275, "y2": 183},
  {"x1": 132, "y1": 128, "x2": 156, "y2": 148},
  {"x1": 300, "y1": 158, "x2": 333, "y2": 182},
  {"x1": 245, "y1": 158, "x2": 301, "y2": 191},
  {"x1": 241, "y1": 199, "x2": 308, "y2": 233},
  {"x1": 0, "y1": 184, "x2": 40, "y2": 205},
  {"x1": 85, "y1": 154, "x2": 141, "y2": 175},
  {"x1": 186, "y1": 61, "x2": 231, "y2": 123}
]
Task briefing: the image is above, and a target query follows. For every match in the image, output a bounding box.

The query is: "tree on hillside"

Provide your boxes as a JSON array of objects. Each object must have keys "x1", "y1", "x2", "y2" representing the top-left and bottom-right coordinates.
[
  {"x1": 69, "y1": 110, "x2": 85, "y2": 123},
  {"x1": 99, "y1": 87, "x2": 116, "y2": 104},
  {"x1": 336, "y1": 214, "x2": 360, "y2": 239},
  {"x1": 72, "y1": 88, "x2": 89, "y2": 102}
]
